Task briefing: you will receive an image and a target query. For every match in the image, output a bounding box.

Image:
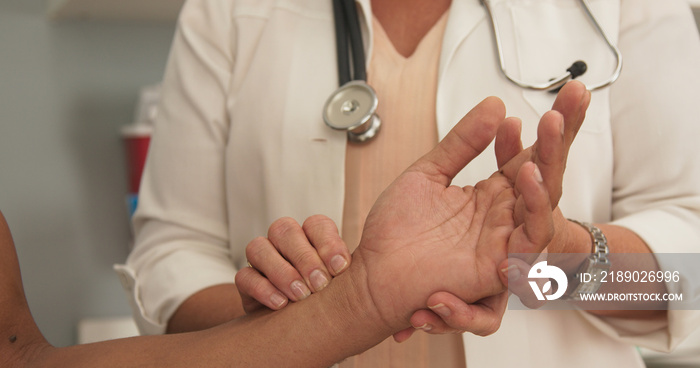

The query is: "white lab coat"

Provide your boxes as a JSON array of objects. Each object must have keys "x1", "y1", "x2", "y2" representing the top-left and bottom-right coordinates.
[{"x1": 116, "y1": 0, "x2": 700, "y2": 366}]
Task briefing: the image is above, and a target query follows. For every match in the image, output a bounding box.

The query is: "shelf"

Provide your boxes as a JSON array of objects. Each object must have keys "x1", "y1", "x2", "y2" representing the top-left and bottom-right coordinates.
[{"x1": 47, "y1": 0, "x2": 185, "y2": 23}]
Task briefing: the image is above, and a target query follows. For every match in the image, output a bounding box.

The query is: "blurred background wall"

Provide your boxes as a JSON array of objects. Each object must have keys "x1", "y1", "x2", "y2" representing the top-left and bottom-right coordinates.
[{"x1": 0, "y1": 0, "x2": 176, "y2": 347}]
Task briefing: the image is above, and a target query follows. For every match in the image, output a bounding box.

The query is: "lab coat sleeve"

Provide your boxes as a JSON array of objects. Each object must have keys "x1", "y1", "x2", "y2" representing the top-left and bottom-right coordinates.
[
  {"x1": 116, "y1": 0, "x2": 238, "y2": 334},
  {"x1": 579, "y1": 0, "x2": 700, "y2": 352}
]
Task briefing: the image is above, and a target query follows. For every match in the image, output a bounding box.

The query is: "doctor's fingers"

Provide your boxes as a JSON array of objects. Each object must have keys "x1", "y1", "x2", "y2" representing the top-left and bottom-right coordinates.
[
  {"x1": 235, "y1": 266, "x2": 289, "y2": 313},
  {"x1": 498, "y1": 257, "x2": 547, "y2": 310},
  {"x1": 245, "y1": 235, "x2": 312, "y2": 302},
  {"x1": 267, "y1": 217, "x2": 334, "y2": 293},
  {"x1": 301, "y1": 215, "x2": 351, "y2": 276},
  {"x1": 407, "y1": 291, "x2": 508, "y2": 338},
  {"x1": 411, "y1": 96, "x2": 505, "y2": 187}
]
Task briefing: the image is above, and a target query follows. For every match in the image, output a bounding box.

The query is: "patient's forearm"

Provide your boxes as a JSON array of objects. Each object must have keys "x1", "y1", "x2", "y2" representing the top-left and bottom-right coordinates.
[
  {"x1": 166, "y1": 283, "x2": 245, "y2": 334},
  {"x1": 0, "y1": 206, "x2": 393, "y2": 368},
  {"x1": 18, "y1": 260, "x2": 389, "y2": 368}
]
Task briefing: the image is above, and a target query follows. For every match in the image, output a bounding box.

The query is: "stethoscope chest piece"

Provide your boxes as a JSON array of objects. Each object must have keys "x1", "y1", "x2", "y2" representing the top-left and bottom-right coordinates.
[{"x1": 323, "y1": 80, "x2": 381, "y2": 143}]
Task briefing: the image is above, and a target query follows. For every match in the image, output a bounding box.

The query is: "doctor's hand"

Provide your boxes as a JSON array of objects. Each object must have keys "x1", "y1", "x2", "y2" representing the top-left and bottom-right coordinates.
[
  {"x1": 394, "y1": 81, "x2": 591, "y2": 340},
  {"x1": 235, "y1": 216, "x2": 351, "y2": 313}
]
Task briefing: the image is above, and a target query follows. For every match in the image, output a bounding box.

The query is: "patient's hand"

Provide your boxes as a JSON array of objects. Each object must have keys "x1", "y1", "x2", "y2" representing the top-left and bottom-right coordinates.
[
  {"x1": 394, "y1": 81, "x2": 590, "y2": 339},
  {"x1": 343, "y1": 94, "x2": 556, "y2": 335}
]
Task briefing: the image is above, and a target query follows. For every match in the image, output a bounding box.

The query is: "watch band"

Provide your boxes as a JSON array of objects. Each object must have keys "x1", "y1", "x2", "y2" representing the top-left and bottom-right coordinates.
[{"x1": 565, "y1": 220, "x2": 610, "y2": 300}]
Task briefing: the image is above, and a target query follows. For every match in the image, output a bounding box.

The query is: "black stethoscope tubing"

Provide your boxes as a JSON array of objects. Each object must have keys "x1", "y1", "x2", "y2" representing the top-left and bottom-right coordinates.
[
  {"x1": 332, "y1": 0, "x2": 366, "y2": 84},
  {"x1": 324, "y1": 0, "x2": 381, "y2": 143}
]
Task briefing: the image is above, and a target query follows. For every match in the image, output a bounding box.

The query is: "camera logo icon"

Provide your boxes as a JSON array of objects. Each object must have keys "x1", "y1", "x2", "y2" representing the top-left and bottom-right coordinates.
[{"x1": 528, "y1": 261, "x2": 568, "y2": 301}]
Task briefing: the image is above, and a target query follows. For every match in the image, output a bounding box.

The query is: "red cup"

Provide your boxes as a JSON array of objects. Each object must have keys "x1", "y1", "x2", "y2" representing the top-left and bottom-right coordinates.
[{"x1": 122, "y1": 124, "x2": 152, "y2": 194}]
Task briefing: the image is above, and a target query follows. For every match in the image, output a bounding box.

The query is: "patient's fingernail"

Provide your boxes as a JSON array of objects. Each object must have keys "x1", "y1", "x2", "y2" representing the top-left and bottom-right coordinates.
[
  {"x1": 331, "y1": 255, "x2": 348, "y2": 274},
  {"x1": 559, "y1": 118, "x2": 565, "y2": 137},
  {"x1": 429, "y1": 303, "x2": 451, "y2": 317},
  {"x1": 415, "y1": 323, "x2": 433, "y2": 332},
  {"x1": 290, "y1": 280, "x2": 311, "y2": 300},
  {"x1": 270, "y1": 292, "x2": 287, "y2": 308},
  {"x1": 501, "y1": 264, "x2": 521, "y2": 281},
  {"x1": 533, "y1": 166, "x2": 543, "y2": 183},
  {"x1": 310, "y1": 269, "x2": 330, "y2": 291}
]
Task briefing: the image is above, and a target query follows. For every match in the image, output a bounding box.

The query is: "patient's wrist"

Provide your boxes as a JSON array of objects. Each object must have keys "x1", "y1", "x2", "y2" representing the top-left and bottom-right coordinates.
[{"x1": 326, "y1": 252, "x2": 397, "y2": 341}]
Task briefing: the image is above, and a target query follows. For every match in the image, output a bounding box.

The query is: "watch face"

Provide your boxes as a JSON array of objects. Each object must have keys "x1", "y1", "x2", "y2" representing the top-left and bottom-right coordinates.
[
  {"x1": 576, "y1": 260, "x2": 611, "y2": 295},
  {"x1": 567, "y1": 257, "x2": 609, "y2": 298},
  {"x1": 577, "y1": 282, "x2": 599, "y2": 295}
]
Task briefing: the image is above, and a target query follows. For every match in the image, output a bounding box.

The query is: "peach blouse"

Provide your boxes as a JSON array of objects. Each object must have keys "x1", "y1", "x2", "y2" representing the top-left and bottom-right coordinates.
[{"x1": 340, "y1": 11, "x2": 466, "y2": 368}]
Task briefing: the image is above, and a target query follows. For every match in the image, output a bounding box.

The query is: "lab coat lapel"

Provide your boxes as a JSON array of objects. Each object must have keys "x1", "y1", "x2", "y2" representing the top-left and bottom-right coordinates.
[
  {"x1": 439, "y1": 0, "x2": 487, "y2": 84},
  {"x1": 271, "y1": 2, "x2": 347, "y2": 229},
  {"x1": 281, "y1": 0, "x2": 374, "y2": 234},
  {"x1": 436, "y1": 0, "x2": 488, "y2": 141}
]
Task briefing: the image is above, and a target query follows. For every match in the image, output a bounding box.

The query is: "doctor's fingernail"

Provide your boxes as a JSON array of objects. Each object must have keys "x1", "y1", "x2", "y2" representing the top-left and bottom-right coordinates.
[
  {"x1": 310, "y1": 269, "x2": 330, "y2": 291},
  {"x1": 429, "y1": 303, "x2": 451, "y2": 318},
  {"x1": 415, "y1": 323, "x2": 433, "y2": 332},
  {"x1": 270, "y1": 292, "x2": 287, "y2": 309},
  {"x1": 533, "y1": 166, "x2": 543, "y2": 183},
  {"x1": 290, "y1": 280, "x2": 311, "y2": 300},
  {"x1": 331, "y1": 255, "x2": 348, "y2": 274},
  {"x1": 501, "y1": 264, "x2": 521, "y2": 281}
]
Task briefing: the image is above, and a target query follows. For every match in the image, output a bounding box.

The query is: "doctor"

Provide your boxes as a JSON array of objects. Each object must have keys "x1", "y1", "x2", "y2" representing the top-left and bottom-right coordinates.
[{"x1": 119, "y1": 0, "x2": 700, "y2": 367}]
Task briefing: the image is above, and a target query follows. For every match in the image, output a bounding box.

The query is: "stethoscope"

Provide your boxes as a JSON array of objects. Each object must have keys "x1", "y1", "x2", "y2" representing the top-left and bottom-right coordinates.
[
  {"x1": 323, "y1": 0, "x2": 623, "y2": 143},
  {"x1": 480, "y1": 0, "x2": 622, "y2": 92},
  {"x1": 323, "y1": 0, "x2": 381, "y2": 143}
]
